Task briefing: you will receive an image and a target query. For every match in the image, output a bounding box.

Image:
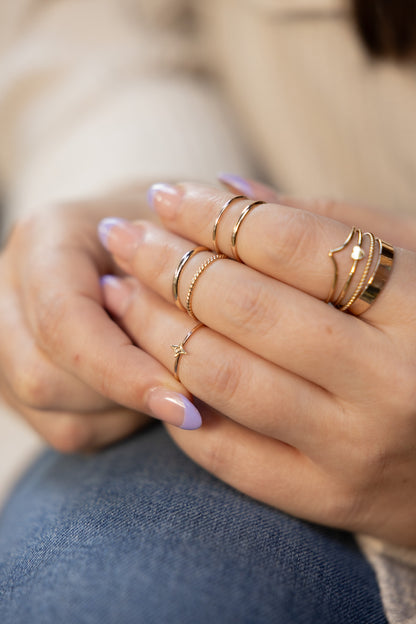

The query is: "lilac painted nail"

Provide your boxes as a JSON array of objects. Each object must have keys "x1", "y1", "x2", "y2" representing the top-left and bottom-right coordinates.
[
  {"x1": 147, "y1": 183, "x2": 182, "y2": 218},
  {"x1": 217, "y1": 173, "x2": 254, "y2": 197},
  {"x1": 147, "y1": 387, "x2": 202, "y2": 430},
  {"x1": 97, "y1": 217, "x2": 127, "y2": 249}
]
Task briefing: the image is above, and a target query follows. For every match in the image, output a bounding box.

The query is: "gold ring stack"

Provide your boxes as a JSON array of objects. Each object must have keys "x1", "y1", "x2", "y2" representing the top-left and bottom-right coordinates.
[{"x1": 326, "y1": 227, "x2": 394, "y2": 315}]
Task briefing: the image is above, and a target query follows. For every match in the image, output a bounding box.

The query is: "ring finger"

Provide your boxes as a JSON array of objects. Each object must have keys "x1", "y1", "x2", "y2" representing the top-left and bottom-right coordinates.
[
  {"x1": 102, "y1": 274, "x2": 340, "y2": 456},
  {"x1": 100, "y1": 220, "x2": 378, "y2": 396}
]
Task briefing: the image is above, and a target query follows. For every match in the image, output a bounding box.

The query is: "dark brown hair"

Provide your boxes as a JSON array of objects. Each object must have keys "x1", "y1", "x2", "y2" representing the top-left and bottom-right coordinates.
[{"x1": 352, "y1": 0, "x2": 416, "y2": 60}]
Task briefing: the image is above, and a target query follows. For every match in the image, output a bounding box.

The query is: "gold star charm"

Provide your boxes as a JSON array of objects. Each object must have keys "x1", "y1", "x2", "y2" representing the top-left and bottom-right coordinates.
[{"x1": 170, "y1": 343, "x2": 187, "y2": 359}]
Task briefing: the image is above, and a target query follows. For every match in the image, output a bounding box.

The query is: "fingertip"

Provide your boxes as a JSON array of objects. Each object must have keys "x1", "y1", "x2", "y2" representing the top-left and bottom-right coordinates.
[{"x1": 101, "y1": 275, "x2": 136, "y2": 317}]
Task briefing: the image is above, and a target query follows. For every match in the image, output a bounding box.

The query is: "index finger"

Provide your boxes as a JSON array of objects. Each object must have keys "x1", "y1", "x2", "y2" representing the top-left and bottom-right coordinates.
[
  {"x1": 19, "y1": 242, "x2": 191, "y2": 415},
  {"x1": 148, "y1": 183, "x2": 408, "y2": 323}
]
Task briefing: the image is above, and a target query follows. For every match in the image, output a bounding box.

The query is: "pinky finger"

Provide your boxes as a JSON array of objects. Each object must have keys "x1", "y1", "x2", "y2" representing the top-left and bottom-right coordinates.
[{"x1": 167, "y1": 409, "x2": 358, "y2": 534}]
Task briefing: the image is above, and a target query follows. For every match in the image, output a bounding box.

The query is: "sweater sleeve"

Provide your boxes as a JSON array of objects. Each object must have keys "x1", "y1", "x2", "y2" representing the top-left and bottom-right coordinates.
[{"x1": 0, "y1": 0, "x2": 251, "y2": 231}]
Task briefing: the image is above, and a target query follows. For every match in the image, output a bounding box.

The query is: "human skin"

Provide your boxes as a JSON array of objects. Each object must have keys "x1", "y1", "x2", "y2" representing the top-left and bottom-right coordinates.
[
  {"x1": 99, "y1": 181, "x2": 416, "y2": 547},
  {"x1": 0, "y1": 186, "x2": 202, "y2": 453}
]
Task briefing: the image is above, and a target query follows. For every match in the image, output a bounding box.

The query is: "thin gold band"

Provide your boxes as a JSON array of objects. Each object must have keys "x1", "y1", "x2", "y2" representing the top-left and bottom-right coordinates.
[
  {"x1": 171, "y1": 323, "x2": 204, "y2": 381},
  {"x1": 333, "y1": 229, "x2": 363, "y2": 307},
  {"x1": 185, "y1": 253, "x2": 227, "y2": 320},
  {"x1": 231, "y1": 200, "x2": 265, "y2": 262},
  {"x1": 339, "y1": 232, "x2": 376, "y2": 312},
  {"x1": 212, "y1": 195, "x2": 245, "y2": 253},
  {"x1": 326, "y1": 226, "x2": 356, "y2": 303},
  {"x1": 172, "y1": 246, "x2": 207, "y2": 311}
]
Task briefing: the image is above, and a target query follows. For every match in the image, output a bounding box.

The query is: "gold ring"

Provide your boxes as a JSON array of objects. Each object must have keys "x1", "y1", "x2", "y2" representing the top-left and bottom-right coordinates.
[
  {"x1": 349, "y1": 239, "x2": 394, "y2": 316},
  {"x1": 172, "y1": 247, "x2": 207, "y2": 311},
  {"x1": 339, "y1": 232, "x2": 376, "y2": 312},
  {"x1": 231, "y1": 200, "x2": 265, "y2": 262},
  {"x1": 212, "y1": 195, "x2": 245, "y2": 253},
  {"x1": 170, "y1": 323, "x2": 204, "y2": 381},
  {"x1": 333, "y1": 229, "x2": 364, "y2": 307},
  {"x1": 326, "y1": 226, "x2": 356, "y2": 303},
  {"x1": 185, "y1": 253, "x2": 227, "y2": 320}
]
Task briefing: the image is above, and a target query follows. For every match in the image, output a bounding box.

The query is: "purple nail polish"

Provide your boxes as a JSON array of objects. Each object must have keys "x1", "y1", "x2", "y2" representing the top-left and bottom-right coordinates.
[
  {"x1": 217, "y1": 173, "x2": 253, "y2": 197},
  {"x1": 98, "y1": 217, "x2": 127, "y2": 249},
  {"x1": 147, "y1": 387, "x2": 202, "y2": 430},
  {"x1": 147, "y1": 183, "x2": 182, "y2": 218},
  {"x1": 180, "y1": 395, "x2": 203, "y2": 430}
]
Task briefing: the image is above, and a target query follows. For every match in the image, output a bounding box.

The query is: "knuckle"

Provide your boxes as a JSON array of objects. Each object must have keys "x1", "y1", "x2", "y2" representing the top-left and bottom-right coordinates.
[
  {"x1": 12, "y1": 359, "x2": 56, "y2": 410},
  {"x1": 223, "y1": 277, "x2": 276, "y2": 336},
  {"x1": 47, "y1": 417, "x2": 92, "y2": 454},
  {"x1": 202, "y1": 356, "x2": 243, "y2": 406},
  {"x1": 33, "y1": 293, "x2": 68, "y2": 352},
  {"x1": 266, "y1": 209, "x2": 319, "y2": 272}
]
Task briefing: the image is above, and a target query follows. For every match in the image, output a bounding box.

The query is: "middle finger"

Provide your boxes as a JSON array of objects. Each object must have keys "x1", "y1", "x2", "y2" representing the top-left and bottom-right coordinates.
[{"x1": 100, "y1": 220, "x2": 377, "y2": 395}]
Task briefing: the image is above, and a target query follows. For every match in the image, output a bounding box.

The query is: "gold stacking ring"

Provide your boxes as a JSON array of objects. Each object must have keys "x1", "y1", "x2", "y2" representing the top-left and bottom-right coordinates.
[
  {"x1": 339, "y1": 232, "x2": 376, "y2": 312},
  {"x1": 231, "y1": 200, "x2": 265, "y2": 262},
  {"x1": 326, "y1": 227, "x2": 394, "y2": 316},
  {"x1": 172, "y1": 246, "x2": 207, "y2": 311},
  {"x1": 350, "y1": 239, "x2": 394, "y2": 316},
  {"x1": 170, "y1": 323, "x2": 204, "y2": 381},
  {"x1": 212, "y1": 195, "x2": 245, "y2": 253},
  {"x1": 185, "y1": 253, "x2": 227, "y2": 320},
  {"x1": 326, "y1": 226, "x2": 356, "y2": 303}
]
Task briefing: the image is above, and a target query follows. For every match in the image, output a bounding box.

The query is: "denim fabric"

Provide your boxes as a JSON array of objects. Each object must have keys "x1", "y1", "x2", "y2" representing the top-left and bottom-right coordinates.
[{"x1": 0, "y1": 426, "x2": 387, "y2": 624}]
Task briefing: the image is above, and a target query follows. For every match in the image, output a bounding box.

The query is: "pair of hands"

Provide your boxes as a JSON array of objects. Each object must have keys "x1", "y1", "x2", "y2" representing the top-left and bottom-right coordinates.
[{"x1": 1, "y1": 177, "x2": 416, "y2": 546}]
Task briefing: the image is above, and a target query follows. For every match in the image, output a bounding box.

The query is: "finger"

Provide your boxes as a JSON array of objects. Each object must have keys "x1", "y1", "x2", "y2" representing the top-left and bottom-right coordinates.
[
  {"x1": 102, "y1": 275, "x2": 335, "y2": 454},
  {"x1": 0, "y1": 377, "x2": 151, "y2": 453},
  {"x1": 0, "y1": 280, "x2": 117, "y2": 412},
  {"x1": 100, "y1": 219, "x2": 379, "y2": 394},
  {"x1": 146, "y1": 182, "x2": 410, "y2": 324},
  {"x1": 219, "y1": 173, "x2": 416, "y2": 251},
  {"x1": 166, "y1": 411, "x2": 361, "y2": 534},
  {"x1": 14, "y1": 240, "x2": 202, "y2": 428}
]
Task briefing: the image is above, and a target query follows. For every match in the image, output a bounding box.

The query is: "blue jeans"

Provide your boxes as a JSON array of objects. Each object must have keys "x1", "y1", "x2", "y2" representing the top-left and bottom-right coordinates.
[{"x1": 0, "y1": 426, "x2": 387, "y2": 624}]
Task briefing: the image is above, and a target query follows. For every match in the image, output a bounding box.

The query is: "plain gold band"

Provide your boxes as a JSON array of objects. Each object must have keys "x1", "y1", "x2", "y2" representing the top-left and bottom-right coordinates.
[
  {"x1": 172, "y1": 246, "x2": 207, "y2": 311},
  {"x1": 185, "y1": 253, "x2": 227, "y2": 320},
  {"x1": 171, "y1": 323, "x2": 204, "y2": 381},
  {"x1": 212, "y1": 195, "x2": 245, "y2": 253},
  {"x1": 231, "y1": 200, "x2": 265, "y2": 262}
]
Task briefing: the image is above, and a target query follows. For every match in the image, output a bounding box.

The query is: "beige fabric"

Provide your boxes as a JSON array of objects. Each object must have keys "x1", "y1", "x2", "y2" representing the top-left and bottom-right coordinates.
[{"x1": 0, "y1": 1, "x2": 416, "y2": 621}]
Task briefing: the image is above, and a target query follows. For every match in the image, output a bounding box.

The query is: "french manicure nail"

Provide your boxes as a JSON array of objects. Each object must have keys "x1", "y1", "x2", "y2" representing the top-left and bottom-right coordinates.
[
  {"x1": 98, "y1": 218, "x2": 145, "y2": 260},
  {"x1": 147, "y1": 183, "x2": 183, "y2": 218},
  {"x1": 147, "y1": 387, "x2": 202, "y2": 430},
  {"x1": 100, "y1": 274, "x2": 135, "y2": 317},
  {"x1": 217, "y1": 173, "x2": 254, "y2": 197},
  {"x1": 98, "y1": 217, "x2": 128, "y2": 248}
]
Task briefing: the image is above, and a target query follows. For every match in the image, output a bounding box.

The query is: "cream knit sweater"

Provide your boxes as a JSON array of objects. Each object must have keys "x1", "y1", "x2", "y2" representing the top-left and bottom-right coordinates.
[{"x1": 0, "y1": 1, "x2": 415, "y2": 621}]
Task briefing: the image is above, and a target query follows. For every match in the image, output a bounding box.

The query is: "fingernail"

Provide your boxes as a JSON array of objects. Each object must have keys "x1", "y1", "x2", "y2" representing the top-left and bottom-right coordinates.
[
  {"x1": 147, "y1": 183, "x2": 183, "y2": 218},
  {"x1": 98, "y1": 218, "x2": 145, "y2": 260},
  {"x1": 147, "y1": 387, "x2": 202, "y2": 430},
  {"x1": 217, "y1": 173, "x2": 254, "y2": 197},
  {"x1": 218, "y1": 173, "x2": 279, "y2": 203},
  {"x1": 100, "y1": 275, "x2": 135, "y2": 317}
]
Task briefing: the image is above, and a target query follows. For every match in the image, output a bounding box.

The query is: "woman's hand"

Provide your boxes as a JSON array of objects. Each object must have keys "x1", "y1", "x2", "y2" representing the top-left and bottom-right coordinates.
[
  {"x1": 0, "y1": 189, "x2": 203, "y2": 453},
  {"x1": 99, "y1": 182, "x2": 416, "y2": 546}
]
